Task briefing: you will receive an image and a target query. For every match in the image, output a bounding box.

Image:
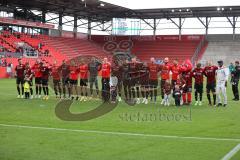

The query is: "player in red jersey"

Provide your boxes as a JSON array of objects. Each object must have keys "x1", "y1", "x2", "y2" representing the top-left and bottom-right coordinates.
[
  {"x1": 69, "y1": 60, "x2": 80, "y2": 100},
  {"x1": 148, "y1": 57, "x2": 161, "y2": 103},
  {"x1": 192, "y1": 63, "x2": 204, "y2": 106},
  {"x1": 41, "y1": 62, "x2": 51, "y2": 100},
  {"x1": 171, "y1": 59, "x2": 181, "y2": 89},
  {"x1": 15, "y1": 59, "x2": 25, "y2": 98},
  {"x1": 101, "y1": 57, "x2": 111, "y2": 102},
  {"x1": 181, "y1": 70, "x2": 193, "y2": 105},
  {"x1": 79, "y1": 60, "x2": 89, "y2": 101},
  {"x1": 51, "y1": 61, "x2": 62, "y2": 98},
  {"x1": 180, "y1": 60, "x2": 193, "y2": 105},
  {"x1": 24, "y1": 62, "x2": 34, "y2": 99},
  {"x1": 204, "y1": 61, "x2": 218, "y2": 105},
  {"x1": 32, "y1": 59, "x2": 43, "y2": 98},
  {"x1": 160, "y1": 57, "x2": 171, "y2": 104},
  {"x1": 60, "y1": 60, "x2": 70, "y2": 99}
]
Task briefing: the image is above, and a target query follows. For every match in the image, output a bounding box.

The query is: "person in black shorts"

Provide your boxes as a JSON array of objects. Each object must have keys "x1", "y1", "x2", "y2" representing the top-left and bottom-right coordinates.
[
  {"x1": 41, "y1": 63, "x2": 51, "y2": 100},
  {"x1": 24, "y1": 62, "x2": 34, "y2": 99},
  {"x1": 15, "y1": 59, "x2": 25, "y2": 98},
  {"x1": 122, "y1": 59, "x2": 131, "y2": 100},
  {"x1": 203, "y1": 61, "x2": 218, "y2": 105},
  {"x1": 140, "y1": 63, "x2": 149, "y2": 104},
  {"x1": 32, "y1": 59, "x2": 43, "y2": 98},
  {"x1": 51, "y1": 61, "x2": 62, "y2": 98},
  {"x1": 60, "y1": 60, "x2": 70, "y2": 99}
]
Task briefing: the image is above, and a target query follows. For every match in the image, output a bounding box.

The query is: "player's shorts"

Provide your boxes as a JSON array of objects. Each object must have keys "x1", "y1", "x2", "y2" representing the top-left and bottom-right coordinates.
[
  {"x1": 16, "y1": 77, "x2": 24, "y2": 85},
  {"x1": 53, "y1": 79, "x2": 61, "y2": 85},
  {"x1": 206, "y1": 82, "x2": 216, "y2": 93},
  {"x1": 24, "y1": 80, "x2": 33, "y2": 87},
  {"x1": 194, "y1": 83, "x2": 203, "y2": 93},
  {"x1": 149, "y1": 79, "x2": 158, "y2": 87},
  {"x1": 42, "y1": 79, "x2": 49, "y2": 86},
  {"x1": 89, "y1": 76, "x2": 97, "y2": 83},
  {"x1": 183, "y1": 86, "x2": 192, "y2": 93},
  {"x1": 80, "y1": 79, "x2": 88, "y2": 86},
  {"x1": 123, "y1": 79, "x2": 130, "y2": 87},
  {"x1": 70, "y1": 79, "x2": 78, "y2": 85},
  {"x1": 62, "y1": 77, "x2": 70, "y2": 85},
  {"x1": 140, "y1": 77, "x2": 149, "y2": 86},
  {"x1": 160, "y1": 79, "x2": 166, "y2": 88},
  {"x1": 171, "y1": 80, "x2": 177, "y2": 87},
  {"x1": 35, "y1": 77, "x2": 42, "y2": 85},
  {"x1": 28, "y1": 80, "x2": 33, "y2": 87}
]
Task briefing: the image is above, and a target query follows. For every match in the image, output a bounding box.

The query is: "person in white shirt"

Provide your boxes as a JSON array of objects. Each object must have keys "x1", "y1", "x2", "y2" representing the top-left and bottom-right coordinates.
[
  {"x1": 216, "y1": 60, "x2": 229, "y2": 107},
  {"x1": 110, "y1": 74, "x2": 118, "y2": 103}
]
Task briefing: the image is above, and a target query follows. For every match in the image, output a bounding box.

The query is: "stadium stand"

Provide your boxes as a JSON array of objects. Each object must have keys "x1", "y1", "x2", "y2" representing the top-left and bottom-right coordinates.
[
  {"x1": 37, "y1": 35, "x2": 110, "y2": 60},
  {"x1": 92, "y1": 35, "x2": 207, "y2": 63},
  {"x1": 201, "y1": 34, "x2": 240, "y2": 65}
]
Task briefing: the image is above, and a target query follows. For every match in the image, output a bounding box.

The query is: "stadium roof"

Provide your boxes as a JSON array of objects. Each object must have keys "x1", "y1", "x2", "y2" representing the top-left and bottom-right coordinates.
[
  {"x1": 2, "y1": 0, "x2": 240, "y2": 22},
  {"x1": 101, "y1": 0, "x2": 240, "y2": 10},
  {"x1": 1, "y1": 0, "x2": 130, "y2": 22}
]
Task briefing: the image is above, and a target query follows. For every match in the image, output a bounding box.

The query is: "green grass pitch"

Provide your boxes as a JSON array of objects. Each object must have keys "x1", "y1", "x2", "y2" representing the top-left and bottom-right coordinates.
[{"x1": 0, "y1": 79, "x2": 240, "y2": 160}]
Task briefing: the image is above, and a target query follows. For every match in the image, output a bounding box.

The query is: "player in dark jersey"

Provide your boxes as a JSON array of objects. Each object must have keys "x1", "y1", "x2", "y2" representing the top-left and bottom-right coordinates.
[
  {"x1": 79, "y1": 61, "x2": 89, "y2": 101},
  {"x1": 204, "y1": 61, "x2": 218, "y2": 105},
  {"x1": 24, "y1": 62, "x2": 34, "y2": 99},
  {"x1": 60, "y1": 60, "x2": 70, "y2": 99},
  {"x1": 69, "y1": 60, "x2": 80, "y2": 100},
  {"x1": 122, "y1": 59, "x2": 131, "y2": 100},
  {"x1": 15, "y1": 59, "x2": 25, "y2": 98},
  {"x1": 32, "y1": 59, "x2": 43, "y2": 98},
  {"x1": 111, "y1": 59, "x2": 123, "y2": 102},
  {"x1": 129, "y1": 57, "x2": 142, "y2": 104},
  {"x1": 231, "y1": 61, "x2": 240, "y2": 101},
  {"x1": 51, "y1": 61, "x2": 62, "y2": 98},
  {"x1": 192, "y1": 63, "x2": 204, "y2": 106},
  {"x1": 41, "y1": 62, "x2": 51, "y2": 100},
  {"x1": 139, "y1": 62, "x2": 149, "y2": 104},
  {"x1": 88, "y1": 57, "x2": 101, "y2": 97},
  {"x1": 148, "y1": 57, "x2": 161, "y2": 103}
]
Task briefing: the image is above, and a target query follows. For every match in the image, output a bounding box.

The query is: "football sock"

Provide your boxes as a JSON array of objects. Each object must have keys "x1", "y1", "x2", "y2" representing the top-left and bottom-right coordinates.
[
  {"x1": 207, "y1": 93, "x2": 211, "y2": 104},
  {"x1": 21, "y1": 86, "x2": 24, "y2": 95},
  {"x1": 30, "y1": 88, "x2": 33, "y2": 95},
  {"x1": 46, "y1": 87, "x2": 49, "y2": 95},
  {"x1": 39, "y1": 86, "x2": 42, "y2": 95},
  {"x1": 17, "y1": 86, "x2": 20, "y2": 95},
  {"x1": 213, "y1": 94, "x2": 216, "y2": 105},
  {"x1": 36, "y1": 86, "x2": 38, "y2": 95}
]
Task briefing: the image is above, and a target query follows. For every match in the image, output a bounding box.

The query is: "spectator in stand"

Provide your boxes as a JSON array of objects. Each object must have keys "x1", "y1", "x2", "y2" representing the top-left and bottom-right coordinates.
[
  {"x1": 44, "y1": 49, "x2": 49, "y2": 57},
  {"x1": 0, "y1": 57, "x2": 2, "y2": 66},
  {"x1": 3, "y1": 59, "x2": 7, "y2": 67},
  {"x1": 38, "y1": 43, "x2": 42, "y2": 50}
]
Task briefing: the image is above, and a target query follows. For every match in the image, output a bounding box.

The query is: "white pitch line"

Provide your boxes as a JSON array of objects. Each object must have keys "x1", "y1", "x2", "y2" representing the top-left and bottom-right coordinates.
[
  {"x1": 221, "y1": 144, "x2": 240, "y2": 160},
  {"x1": 0, "y1": 123, "x2": 240, "y2": 142}
]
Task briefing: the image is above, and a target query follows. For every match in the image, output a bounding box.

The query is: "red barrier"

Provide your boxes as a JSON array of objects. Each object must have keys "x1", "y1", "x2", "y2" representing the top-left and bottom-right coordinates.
[{"x1": 0, "y1": 67, "x2": 8, "y2": 78}]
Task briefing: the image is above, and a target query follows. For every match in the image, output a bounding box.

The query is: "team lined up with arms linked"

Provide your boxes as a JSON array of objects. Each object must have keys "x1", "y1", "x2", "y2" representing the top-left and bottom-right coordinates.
[{"x1": 14, "y1": 56, "x2": 240, "y2": 106}]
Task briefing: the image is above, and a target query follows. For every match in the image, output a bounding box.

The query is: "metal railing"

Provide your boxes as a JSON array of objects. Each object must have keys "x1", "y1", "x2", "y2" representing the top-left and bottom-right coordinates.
[{"x1": 191, "y1": 36, "x2": 207, "y2": 65}]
